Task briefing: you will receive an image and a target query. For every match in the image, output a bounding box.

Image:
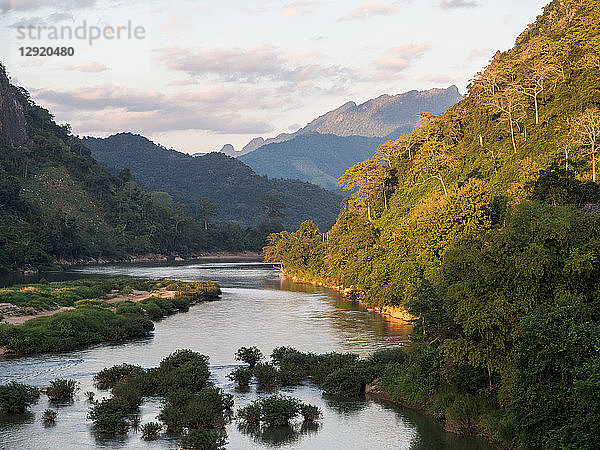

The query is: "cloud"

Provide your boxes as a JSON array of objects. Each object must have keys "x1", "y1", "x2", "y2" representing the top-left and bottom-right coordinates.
[
  {"x1": 154, "y1": 44, "x2": 357, "y2": 85},
  {"x1": 281, "y1": 0, "x2": 314, "y2": 17},
  {"x1": 372, "y1": 44, "x2": 429, "y2": 71},
  {"x1": 0, "y1": 0, "x2": 95, "y2": 12},
  {"x1": 439, "y1": 0, "x2": 479, "y2": 9},
  {"x1": 467, "y1": 47, "x2": 492, "y2": 61},
  {"x1": 338, "y1": 0, "x2": 399, "y2": 22},
  {"x1": 64, "y1": 61, "x2": 108, "y2": 73},
  {"x1": 30, "y1": 84, "x2": 275, "y2": 135}
]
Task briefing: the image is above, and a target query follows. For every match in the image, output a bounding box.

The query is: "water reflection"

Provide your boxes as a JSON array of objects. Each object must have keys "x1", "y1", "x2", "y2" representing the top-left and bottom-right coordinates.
[
  {"x1": 238, "y1": 421, "x2": 321, "y2": 447},
  {"x1": 0, "y1": 261, "x2": 491, "y2": 449}
]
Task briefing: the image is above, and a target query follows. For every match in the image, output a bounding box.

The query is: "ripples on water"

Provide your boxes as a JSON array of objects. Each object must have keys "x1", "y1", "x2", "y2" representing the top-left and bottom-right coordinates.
[{"x1": 0, "y1": 260, "x2": 491, "y2": 449}]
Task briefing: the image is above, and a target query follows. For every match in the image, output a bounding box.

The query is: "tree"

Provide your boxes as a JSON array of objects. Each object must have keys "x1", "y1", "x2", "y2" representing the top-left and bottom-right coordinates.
[
  {"x1": 487, "y1": 89, "x2": 527, "y2": 153},
  {"x1": 260, "y1": 194, "x2": 286, "y2": 223},
  {"x1": 573, "y1": 108, "x2": 600, "y2": 183},
  {"x1": 412, "y1": 140, "x2": 453, "y2": 195},
  {"x1": 170, "y1": 202, "x2": 187, "y2": 244},
  {"x1": 197, "y1": 197, "x2": 220, "y2": 230},
  {"x1": 339, "y1": 157, "x2": 388, "y2": 220},
  {"x1": 512, "y1": 61, "x2": 560, "y2": 125}
]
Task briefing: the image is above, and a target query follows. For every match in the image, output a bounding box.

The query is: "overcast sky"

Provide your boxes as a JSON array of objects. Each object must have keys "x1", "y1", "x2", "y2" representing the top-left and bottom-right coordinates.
[{"x1": 0, "y1": 0, "x2": 548, "y2": 154}]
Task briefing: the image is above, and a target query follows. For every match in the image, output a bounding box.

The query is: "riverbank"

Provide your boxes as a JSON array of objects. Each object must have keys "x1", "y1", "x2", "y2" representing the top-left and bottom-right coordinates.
[
  {"x1": 281, "y1": 272, "x2": 416, "y2": 323},
  {"x1": 0, "y1": 279, "x2": 221, "y2": 356},
  {"x1": 53, "y1": 251, "x2": 264, "y2": 268}
]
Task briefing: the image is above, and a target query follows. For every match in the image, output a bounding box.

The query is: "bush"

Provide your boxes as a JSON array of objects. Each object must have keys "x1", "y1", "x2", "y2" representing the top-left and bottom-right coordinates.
[
  {"x1": 94, "y1": 364, "x2": 145, "y2": 388},
  {"x1": 140, "y1": 421, "x2": 162, "y2": 440},
  {"x1": 252, "y1": 363, "x2": 278, "y2": 387},
  {"x1": 228, "y1": 367, "x2": 253, "y2": 386},
  {"x1": 235, "y1": 347, "x2": 263, "y2": 368},
  {"x1": 0, "y1": 382, "x2": 40, "y2": 413},
  {"x1": 299, "y1": 404, "x2": 321, "y2": 422},
  {"x1": 158, "y1": 388, "x2": 232, "y2": 432},
  {"x1": 87, "y1": 397, "x2": 134, "y2": 434},
  {"x1": 41, "y1": 408, "x2": 57, "y2": 425},
  {"x1": 46, "y1": 379, "x2": 78, "y2": 402},
  {"x1": 85, "y1": 391, "x2": 95, "y2": 402},
  {"x1": 322, "y1": 364, "x2": 378, "y2": 397},
  {"x1": 155, "y1": 350, "x2": 211, "y2": 395},
  {"x1": 367, "y1": 348, "x2": 407, "y2": 367},
  {"x1": 180, "y1": 428, "x2": 227, "y2": 449},
  {"x1": 237, "y1": 396, "x2": 318, "y2": 427}
]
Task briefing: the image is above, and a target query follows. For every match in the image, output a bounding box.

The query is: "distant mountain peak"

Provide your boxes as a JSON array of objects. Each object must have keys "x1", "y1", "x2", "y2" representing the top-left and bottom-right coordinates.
[{"x1": 236, "y1": 86, "x2": 462, "y2": 157}]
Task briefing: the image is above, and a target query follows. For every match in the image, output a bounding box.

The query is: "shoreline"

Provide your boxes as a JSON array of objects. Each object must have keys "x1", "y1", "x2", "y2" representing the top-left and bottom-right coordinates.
[
  {"x1": 280, "y1": 272, "x2": 416, "y2": 324},
  {"x1": 12, "y1": 251, "x2": 264, "y2": 275}
]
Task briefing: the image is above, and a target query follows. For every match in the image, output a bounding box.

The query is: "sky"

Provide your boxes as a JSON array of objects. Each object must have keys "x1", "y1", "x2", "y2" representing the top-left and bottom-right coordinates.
[{"x1": 0, "y1": 0, "x2": 549, "y2": 154}]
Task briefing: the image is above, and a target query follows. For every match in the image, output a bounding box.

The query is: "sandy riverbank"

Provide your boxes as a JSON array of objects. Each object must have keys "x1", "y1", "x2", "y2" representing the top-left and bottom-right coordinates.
[{"x1": 0, "y1": 288, "x2": 177, "y2": 325}]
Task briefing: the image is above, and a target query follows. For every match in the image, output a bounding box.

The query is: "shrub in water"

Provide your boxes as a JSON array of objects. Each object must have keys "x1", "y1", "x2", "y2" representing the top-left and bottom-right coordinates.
[
  {"x1": 158, "y1": 388, "x2": 232, "y2": 433},
  {"x1": 299, "y1": 404, "x2": 321, "y2": 422},
  {"x1": 237, "y1": 396, "x2": 317, "y2": 427},
  {"x1": 227, "y1": 367, "x2": 253, "y2": 387},
  {"x1": 41, "y1": 408, "x2": 57, "y2": 425},
  {"x1": 46, "y1": 379, "x2": 78, "y2": 402},
  {"x1": 235, "y1": 346, "x2": 263, "y2": 368},
  {"x1": 180, "y1": 428, "x2": 228, "y2": 450},
  {"x1": 0, "y1": 382, "x2": 40, "y2": 413},
  {"x1": 321, "y1": 364, "x2": 376, "y2": 397},
  {"x1": 88, "y1": 397, "x2": 136, "y2": 434},
  {"x1": 252, "y1": 363, "x2": 278, "y2": 387},
  {"x1": 94, "y1": 364, "x2": 145, "y2": 388},
  {"x1": 140, "y1": 421, "x2": 162, "y2": 440}
]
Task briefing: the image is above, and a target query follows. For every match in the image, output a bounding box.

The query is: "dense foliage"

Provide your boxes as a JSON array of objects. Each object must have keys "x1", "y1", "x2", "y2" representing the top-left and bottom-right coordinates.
[
  {"x1": 0, "y1": 382, "x2": 39, "y2": 413},
  {"x1": 0, "y1": 279, "x2": 220, "y2": 354},
  {"x1": 88, "y1": 349, "x2": 232, "y2": 449},
  {"x1": 82, "y1": 133, "x2": 343, "y2": 230},
  {"x1": 46, "y1": 379, "x2": 78, "y2": 402},
  {"x1": 265, "y1": 1, "x2": 600, "y2": 447}
]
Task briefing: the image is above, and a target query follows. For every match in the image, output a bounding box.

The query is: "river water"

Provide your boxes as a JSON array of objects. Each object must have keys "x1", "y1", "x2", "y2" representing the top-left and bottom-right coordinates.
[{"x1": 0, "y1": 261, "x2": 492, "y2": 449}]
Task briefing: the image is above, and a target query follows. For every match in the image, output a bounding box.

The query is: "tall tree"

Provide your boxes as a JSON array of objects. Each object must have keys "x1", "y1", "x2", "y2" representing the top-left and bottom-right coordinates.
[
  {"x1": 197, "y1": 197, "x2": 220, "y2": 230},
  {"x1": 260, "y1": 194, "x2": 286, "y2": 223},
  {"x1": 573, "y1": 107, "x2": 600, "y2": 183}
]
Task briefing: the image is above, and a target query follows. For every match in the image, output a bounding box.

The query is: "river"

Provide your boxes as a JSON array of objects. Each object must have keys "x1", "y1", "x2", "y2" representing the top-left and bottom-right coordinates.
[{"x1": 0, "y1": 260, "x2": 492, "y2": 449}]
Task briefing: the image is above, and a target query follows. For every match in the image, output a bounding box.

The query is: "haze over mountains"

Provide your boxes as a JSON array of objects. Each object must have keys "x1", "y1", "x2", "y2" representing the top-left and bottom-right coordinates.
[{"x1": 218, "y1": 86, "x2": 462, "y2": 190}]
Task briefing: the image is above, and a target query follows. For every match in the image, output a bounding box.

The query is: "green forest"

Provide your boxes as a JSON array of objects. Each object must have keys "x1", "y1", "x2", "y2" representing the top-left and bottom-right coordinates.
[
  {"x1": 0, "y1": 66, "x2": 297, "y2": 273},
  {"x1": 265, "y1": 0, "x2": 600, "y2": 447},
  {"x1": 83, "y1": 133, "x2": 343, "y2": 229}
]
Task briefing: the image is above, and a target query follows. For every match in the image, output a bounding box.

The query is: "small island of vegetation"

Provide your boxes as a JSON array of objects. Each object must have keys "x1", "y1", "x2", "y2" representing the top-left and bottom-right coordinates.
[{"x1": 0, "y1": 278, "x2": 221, "y2": 355}]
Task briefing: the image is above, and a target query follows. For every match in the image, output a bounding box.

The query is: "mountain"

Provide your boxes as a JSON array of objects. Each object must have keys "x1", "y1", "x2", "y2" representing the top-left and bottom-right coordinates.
[
  {"x1": 265, "y1": 1, "x2": 600, "y2": 447},
  {"x1": 238, "y1": 87, "x2": 462, "y2": 190},
  {"x1": 82, "y1": 133, "x2": 343, "y2": 230},
  {"x1": 240, "y1": 134, "x2": 382, "y2": 191},
  {"x1": 0, "y1": 63, "x2": 254, "y2": 273},
  {"x1": 242, "y1": 86, "x2": 462, "y2": 152}
]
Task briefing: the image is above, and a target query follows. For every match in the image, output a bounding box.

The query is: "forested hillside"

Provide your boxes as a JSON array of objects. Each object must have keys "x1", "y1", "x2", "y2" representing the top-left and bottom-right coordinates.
[
  {"x1": 266, "y1": 0, "x2": 600, "y2": 447},
  {"x1": 83, "y1": 133, "x2": 343, "y2": 230},
  {"x1": 240, "y1": 133, "x2": 381, "y2": 190},
  {"x1": 0, "y1": 65, "x2": 278, "y2": 273}
]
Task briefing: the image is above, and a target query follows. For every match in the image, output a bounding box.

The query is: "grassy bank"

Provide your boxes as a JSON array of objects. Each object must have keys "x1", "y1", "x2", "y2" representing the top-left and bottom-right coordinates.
[{"x1": 0, "y1": 279, "x2": 221, "y2": 355}]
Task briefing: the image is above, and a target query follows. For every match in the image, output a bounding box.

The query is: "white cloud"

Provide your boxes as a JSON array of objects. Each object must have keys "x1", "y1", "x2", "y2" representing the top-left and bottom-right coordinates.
[
  {"x1": 64, "y1": 61, "x2": 109, "y2": 73},
  {"x1": 439, "y1": 0, "x2": 479, "y2": 9},
  {"x1": 338, "y1": 0, "x2": 399, "y2": 22}
]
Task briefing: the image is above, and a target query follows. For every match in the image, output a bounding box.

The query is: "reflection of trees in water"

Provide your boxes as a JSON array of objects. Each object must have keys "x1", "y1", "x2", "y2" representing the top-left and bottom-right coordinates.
[
  {"x1": 370, "y1": 398, "x2": 493, "y2": 450},
  {"x1": 238, "y1": 420, "x2": 320, "y2": 446},
  {"x1": 264, "y1": 277, "x2": 412, "y2": 346},
  {"x1": 321, "y1": 395, "x2": 368, "y2": 417},
  {"x1": 0, "y1": 411, "x2": 35, "y2": 428}
]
